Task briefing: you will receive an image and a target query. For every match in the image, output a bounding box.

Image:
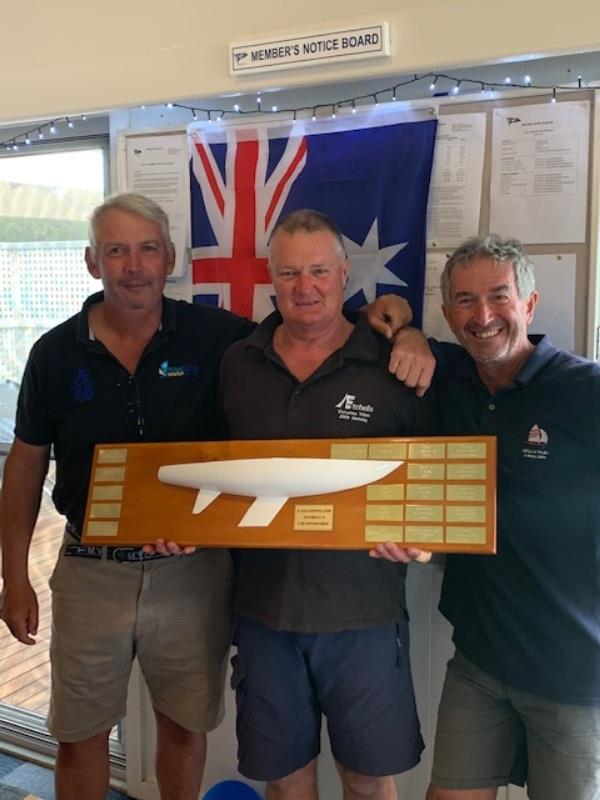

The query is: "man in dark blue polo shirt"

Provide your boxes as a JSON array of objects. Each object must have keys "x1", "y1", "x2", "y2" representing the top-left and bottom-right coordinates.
[{"x1": 375, "y1": 235, "x2": 600, "y2": 800}]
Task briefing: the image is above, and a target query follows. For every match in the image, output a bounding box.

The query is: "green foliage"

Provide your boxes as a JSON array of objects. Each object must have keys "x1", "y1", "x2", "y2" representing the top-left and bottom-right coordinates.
[{"x1": 0, "y1": 217, "x2": 88, "y2": 242}]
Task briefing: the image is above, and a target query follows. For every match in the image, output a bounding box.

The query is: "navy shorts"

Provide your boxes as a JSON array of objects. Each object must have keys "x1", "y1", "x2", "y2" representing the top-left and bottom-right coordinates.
[{"x1": 231, "y1": 615, "x2": 424, "y2": 781}]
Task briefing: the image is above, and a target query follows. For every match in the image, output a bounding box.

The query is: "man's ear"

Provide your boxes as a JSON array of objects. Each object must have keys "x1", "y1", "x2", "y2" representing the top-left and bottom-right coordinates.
[
  {"x1": 525, "y1": 291, "x2": 539, "y2": 324},
  {"x1": 85, "y1": 246, "x2": 101, "y2": 279},
  {"x1": 166, "y1": 243, "x2": 176, "y2": 276},
  {"x1": 341, "y1": 258, "x2": 350, "y2": 288},
  {"x1": 441, "y1": 304, "x2": 456, "y2": 335}
]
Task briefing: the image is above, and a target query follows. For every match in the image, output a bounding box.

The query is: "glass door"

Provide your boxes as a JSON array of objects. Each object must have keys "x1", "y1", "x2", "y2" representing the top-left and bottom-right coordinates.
[{"x1": 0, "y1": 143, "x2": 126, "y2": 778}]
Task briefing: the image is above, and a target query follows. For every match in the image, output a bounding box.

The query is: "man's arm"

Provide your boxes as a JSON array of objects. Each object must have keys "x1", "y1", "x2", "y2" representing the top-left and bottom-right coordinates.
[
  {"x1": 1, "y1": 438, "x2": 50, "y2": 644},
  {"x1": 387, "y1": 328, "x2": 436, "y2": 397},
  {"x1": 364, "y1": 294, "x2": 412, "y2": 339},
  {"x1": 365, "y1": 294, "x2": 436, "y2": 396}
]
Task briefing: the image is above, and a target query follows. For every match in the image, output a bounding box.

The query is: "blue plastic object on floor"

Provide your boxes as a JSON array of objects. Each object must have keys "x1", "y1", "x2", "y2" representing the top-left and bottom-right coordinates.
[{"x1": 202, "y1": 780, "x2": 262, "y2": 800}]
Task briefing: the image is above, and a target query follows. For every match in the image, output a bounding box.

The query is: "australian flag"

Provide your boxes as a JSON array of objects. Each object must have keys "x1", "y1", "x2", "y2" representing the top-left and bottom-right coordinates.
[{"x1": 189, "y1": 111, "x2": 437, "y2": 326}]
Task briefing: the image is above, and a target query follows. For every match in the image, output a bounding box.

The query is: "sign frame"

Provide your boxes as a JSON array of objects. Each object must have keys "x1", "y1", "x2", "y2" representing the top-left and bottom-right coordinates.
[{"x1": 230, "y1": 22, "x2": 390, "y2": 76}]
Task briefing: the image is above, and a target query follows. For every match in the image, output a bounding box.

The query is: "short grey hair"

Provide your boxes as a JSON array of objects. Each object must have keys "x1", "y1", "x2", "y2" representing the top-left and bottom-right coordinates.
[
  {"x1": 269, "y1": 209, "x2": 346, "y2": 258},
  {"x1": 89, "y1": 193, "x2": 173, "y2": 255},
  {"x1": 441, "y1": 234, "x2": 535, "y2": 304}
]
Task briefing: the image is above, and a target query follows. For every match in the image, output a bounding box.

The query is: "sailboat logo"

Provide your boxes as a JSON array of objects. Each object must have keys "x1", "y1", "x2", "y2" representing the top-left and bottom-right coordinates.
[{"x1": 526, "y1": 424, "x2": 549, "y2": 446}]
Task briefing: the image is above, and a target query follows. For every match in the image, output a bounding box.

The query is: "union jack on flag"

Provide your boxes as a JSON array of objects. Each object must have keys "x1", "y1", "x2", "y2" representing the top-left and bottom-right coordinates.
[{"x1": 189, "y1": 111, "x2": 437, "y2": 325}]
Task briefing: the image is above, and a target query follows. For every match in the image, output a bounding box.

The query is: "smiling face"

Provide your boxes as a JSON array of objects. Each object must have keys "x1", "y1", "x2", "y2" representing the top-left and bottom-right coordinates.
[
  {"x1": 85, "y1": 208, "x2": 175, "y2": 312},
  {"x1": 269, "y1": 228, "x2": 349, "y2": 334},
  {"x1": 442, "y1": 256, "x2": 538, "y2": 375}
]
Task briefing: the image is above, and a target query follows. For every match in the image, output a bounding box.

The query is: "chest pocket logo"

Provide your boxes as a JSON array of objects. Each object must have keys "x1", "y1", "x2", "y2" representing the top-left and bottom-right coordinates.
[
  {"x1": 334, "y1": 393, "x2": 374, "y2": 423},
  {"x1": 522, "y1": 423, "x2": 549, "y2": 460},
  {"x1": 74, "y1": 368, "x2": 94, "y2": 402}
]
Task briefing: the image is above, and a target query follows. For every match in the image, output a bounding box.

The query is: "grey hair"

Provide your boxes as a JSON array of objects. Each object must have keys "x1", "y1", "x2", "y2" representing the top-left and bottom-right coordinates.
[
  {"x1": 88, "y1": 193, "x2": 173, "y2": 255},
  {"x1": 440, "y1": 234, "x2": 535, "y2": 304},
  {"x1": 269, "y1": 209, "x2": 346, "y2": 258}
]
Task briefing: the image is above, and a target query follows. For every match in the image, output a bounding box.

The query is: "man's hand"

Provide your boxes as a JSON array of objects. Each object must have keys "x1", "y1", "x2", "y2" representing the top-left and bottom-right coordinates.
[
  {"x1": 369, "y1": 543, "x2": 432, "y2": 564},
  {"x1": 143, "y1": 538, "x2": 196, "y2": 556},
  {"x1": 389, "y1": 328, "x2": 435, "y2": 397},
  {"x1": 364, "y1": 294, "x2": 412, "y2": 340},
  {"x1": 1, "y1": 581, "x2": 39, "y2": 645}
]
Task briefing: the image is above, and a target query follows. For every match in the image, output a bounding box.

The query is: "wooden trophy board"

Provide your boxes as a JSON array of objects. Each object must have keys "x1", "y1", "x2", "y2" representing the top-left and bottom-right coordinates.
[{"x1": 82, "y1": 436, "x2": 496, "y2": 553}]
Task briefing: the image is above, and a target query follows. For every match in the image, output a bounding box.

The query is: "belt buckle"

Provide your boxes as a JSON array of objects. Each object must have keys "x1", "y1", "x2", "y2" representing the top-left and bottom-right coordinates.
[
  {"x1": 108, "y1": 547, "x2": 166, "y2": 563},
  {"x1": 108, "y1": 547, "x2": 138, "y2": 563}
]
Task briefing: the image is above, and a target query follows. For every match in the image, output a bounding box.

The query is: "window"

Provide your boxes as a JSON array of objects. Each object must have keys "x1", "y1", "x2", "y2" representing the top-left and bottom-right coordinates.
[{"x1": 0, "y1": 144, "x2": 107, "y2": 440}]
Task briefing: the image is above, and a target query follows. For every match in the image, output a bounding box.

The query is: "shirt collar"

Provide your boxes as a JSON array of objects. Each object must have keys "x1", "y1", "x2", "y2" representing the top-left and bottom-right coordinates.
[
  {"x1": 243, "y1": 310, "x2": 381, "y2": 364},
  {"x1": 76, "y1": 292, "x2": 173, "y2": 345},
  {"x1": 455, "y1": 334, "x2": 558, "y2": 387}
]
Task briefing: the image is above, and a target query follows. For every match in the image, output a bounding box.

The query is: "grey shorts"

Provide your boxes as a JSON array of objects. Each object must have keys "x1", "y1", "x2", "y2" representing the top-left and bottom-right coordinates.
[
  {"x1": 431, "y1": 650, "x2": 600, "y2": 800},
  {"x1": 47, "y1": 537, "x2": 233, "y2": 742}
]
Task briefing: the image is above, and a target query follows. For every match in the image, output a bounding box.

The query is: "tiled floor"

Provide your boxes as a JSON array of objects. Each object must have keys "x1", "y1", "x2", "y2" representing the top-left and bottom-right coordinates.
[{"x1": 0, "y1": 751, "x2": 132, "y2": 800}]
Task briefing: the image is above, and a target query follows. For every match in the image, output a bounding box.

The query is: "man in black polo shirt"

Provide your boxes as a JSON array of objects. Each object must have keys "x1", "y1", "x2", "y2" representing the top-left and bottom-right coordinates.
[
  {"x1": 219, "y1": 209, "x2": 437, "y2": 800},
  {"x1": 0, "y1": 193, "x2": 253, "y2": 800}
]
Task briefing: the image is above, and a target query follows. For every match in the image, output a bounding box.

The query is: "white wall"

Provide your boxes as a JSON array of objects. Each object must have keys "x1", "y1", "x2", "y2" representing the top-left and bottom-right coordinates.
[{"x1": 3, "y1": 0, "x2": 600, "y2": 124}]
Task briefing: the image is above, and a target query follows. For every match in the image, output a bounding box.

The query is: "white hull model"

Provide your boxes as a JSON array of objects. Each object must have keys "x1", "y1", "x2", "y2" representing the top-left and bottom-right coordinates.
[{"x1": 158, "y1": 457, "x2": 402, "y2": 527}]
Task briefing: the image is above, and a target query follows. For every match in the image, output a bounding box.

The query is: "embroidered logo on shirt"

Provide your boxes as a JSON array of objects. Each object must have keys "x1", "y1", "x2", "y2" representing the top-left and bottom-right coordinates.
[
  {"x1": 158, "y1": 360, "x2": 201, "y2": 379},
  {"x1": 334, "y1": 393, "x2": 374, "y2": 423},
  {"x1": 522, "y1": 424, "x2": 549, "y2": 460},
  {"x1": 74, "y1": 368, "x2": 94, "y2": 402}
]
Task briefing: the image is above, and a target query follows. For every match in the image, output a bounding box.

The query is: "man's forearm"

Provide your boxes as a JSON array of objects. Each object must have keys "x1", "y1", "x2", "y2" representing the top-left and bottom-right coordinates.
[{"x1": 1, "y1": 440, "x2": 50, "y2": 586}]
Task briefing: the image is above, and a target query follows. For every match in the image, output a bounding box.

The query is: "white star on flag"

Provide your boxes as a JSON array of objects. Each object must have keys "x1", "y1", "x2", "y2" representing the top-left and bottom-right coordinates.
[{"x1": 343, "y1": 219, "x2": 408, "y2": 303}]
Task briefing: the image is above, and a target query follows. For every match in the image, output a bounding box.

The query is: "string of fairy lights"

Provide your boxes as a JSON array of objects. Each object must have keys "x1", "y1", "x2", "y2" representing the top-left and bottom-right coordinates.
[{"x1": 0, "y1": 69, "x2": 591, "y2": 151}]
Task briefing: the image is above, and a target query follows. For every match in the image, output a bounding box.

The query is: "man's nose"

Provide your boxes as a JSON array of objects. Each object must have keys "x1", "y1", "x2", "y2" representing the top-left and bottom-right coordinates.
[
  {"x1": 123, "y1": 249, "x2": 141, "y2": 271},
  {"x1": 295, "y1": 272, "x2": 313, "y2": 292},
  {"x1": 472, "y1": 300, "x2": 495, "y2": 327}
]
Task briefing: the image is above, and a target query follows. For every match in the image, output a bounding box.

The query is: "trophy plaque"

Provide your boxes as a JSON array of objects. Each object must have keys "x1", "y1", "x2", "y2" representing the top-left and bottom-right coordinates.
[{"x1": 81, "y1": 436, "x2": 496, "y2": 553}]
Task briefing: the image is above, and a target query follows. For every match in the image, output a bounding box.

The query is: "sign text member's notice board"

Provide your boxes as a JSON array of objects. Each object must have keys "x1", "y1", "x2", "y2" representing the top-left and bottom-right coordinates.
[{"x1": 82, "y1": 437, "x2": 496, "y2": 553}]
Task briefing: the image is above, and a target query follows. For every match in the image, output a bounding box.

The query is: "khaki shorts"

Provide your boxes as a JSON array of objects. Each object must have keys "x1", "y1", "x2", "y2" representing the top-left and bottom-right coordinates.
[
  {"x1": 431, "y1": 650, "x2": 600, "y2": 800},
  {"x1": 47, "y1": 538, "x2": 233, "y2": 742}
]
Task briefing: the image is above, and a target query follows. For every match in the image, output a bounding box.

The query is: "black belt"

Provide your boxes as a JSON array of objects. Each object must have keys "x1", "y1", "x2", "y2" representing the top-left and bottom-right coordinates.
[{"x1": 64, "y1": 544, "x2": 169, "y2": 563}]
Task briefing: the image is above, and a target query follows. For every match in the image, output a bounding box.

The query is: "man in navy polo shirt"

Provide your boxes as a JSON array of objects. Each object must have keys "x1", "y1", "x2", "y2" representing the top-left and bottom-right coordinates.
[
  {"x1": 374, "y1": 235, "x2": 600, "y2": 800},
  {"x1": 0, "y1": 193, "x2": 253, "y2": 800}
]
